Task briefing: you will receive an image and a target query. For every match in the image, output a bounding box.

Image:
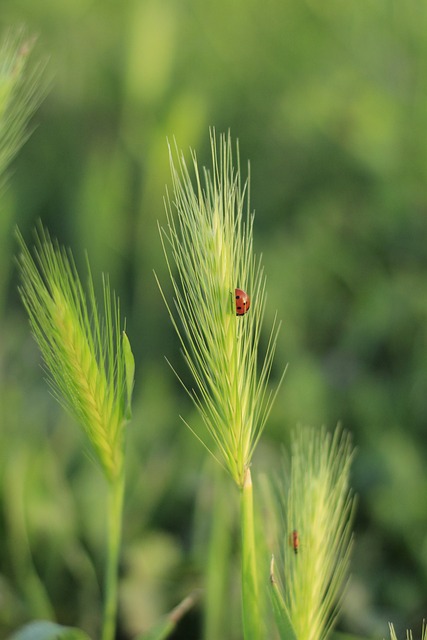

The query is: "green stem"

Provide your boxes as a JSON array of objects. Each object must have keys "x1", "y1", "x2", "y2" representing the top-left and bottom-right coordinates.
[
  {"x1": 204, "y1": 469, "x2": 234, "y2": 640},
  {"x1": 102, "y1": 470, "x2": 125, "y2": 640},
  {"x1": 241, "y1": 467, "x2": 262, "y2": 640}
]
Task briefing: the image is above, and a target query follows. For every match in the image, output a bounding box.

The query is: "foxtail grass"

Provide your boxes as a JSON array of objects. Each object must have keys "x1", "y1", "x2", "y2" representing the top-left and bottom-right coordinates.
[
  {"x1": 0, "y1": 29, "x2": 46, "y2": 312},
  {"x1": 17, "y1": 225, "x2": 134, "y2": 640},
  {"x1": 268, "y1": 426, "x2": 355, "y2": 640},
  {"x1": 158, "y1": 130, "x2": 283, "y2": 639},
  {"x1": 157, "y1": 131, "x2": 282, "y2": 489},
  {"x1": 0, "y1": 28, "x2": 46, "y2": 184}
]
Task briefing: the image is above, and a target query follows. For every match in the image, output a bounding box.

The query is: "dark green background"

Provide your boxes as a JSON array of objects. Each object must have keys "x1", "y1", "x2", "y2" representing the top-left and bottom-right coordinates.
[{"x1": 1, "y1": 1, "x2": 427, "y2": 638}]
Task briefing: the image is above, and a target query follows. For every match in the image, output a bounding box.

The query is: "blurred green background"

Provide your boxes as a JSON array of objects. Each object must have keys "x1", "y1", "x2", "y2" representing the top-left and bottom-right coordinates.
[{"x1": 1, "y1": 0, "x2": 427, "y2": 638}]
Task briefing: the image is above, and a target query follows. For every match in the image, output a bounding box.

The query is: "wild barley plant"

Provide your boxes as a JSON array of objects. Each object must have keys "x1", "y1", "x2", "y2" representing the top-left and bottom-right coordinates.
[
  {"x1": 268, "y1": 427, "x2": 354, "y2": 640},
  {"x1": 0, "y1": 29, "x2": 46, "y2": 310},
  {"x1": 17, "y1": 227, "x2": 135, "y2": 640},
  {"x1": 158, "y1": 131, "x2": 283, "y2": 639},
  {"x1": 0, "y1": 29, "x2": 46, "y2": 183}
]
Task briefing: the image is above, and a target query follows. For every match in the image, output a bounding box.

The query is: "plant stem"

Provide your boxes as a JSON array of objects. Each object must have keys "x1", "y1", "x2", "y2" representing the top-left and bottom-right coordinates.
[
  {"x1": 102, "y1": 469, "x2": 125, "y2": 640},
  {"x1": 204, "y1": 469, "x2": 234, "y2": 640},
  {"x1": 241, "y1": 467, "x2": 262, "y2": 640}
]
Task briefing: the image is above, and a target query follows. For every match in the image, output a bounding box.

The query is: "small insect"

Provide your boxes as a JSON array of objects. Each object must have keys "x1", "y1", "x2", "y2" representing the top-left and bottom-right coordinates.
[
  {"x1": 235, "y1": 288, "x2": 251, "y2": 316},
  {"x1": 290, "y1": 529, "x2": 299, "y2": 555}
]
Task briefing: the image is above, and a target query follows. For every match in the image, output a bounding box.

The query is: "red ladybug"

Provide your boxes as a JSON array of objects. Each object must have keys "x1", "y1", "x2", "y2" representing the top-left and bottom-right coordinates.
[
  {"x1": 290, "y1": 529, "x2": 299, "y2": 555},
  {"x1": 235, "y1": 288, "x2": 251, "y2": 316}
]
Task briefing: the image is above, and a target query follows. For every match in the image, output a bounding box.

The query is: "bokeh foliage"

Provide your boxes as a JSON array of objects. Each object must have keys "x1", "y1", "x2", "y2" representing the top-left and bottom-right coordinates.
[{"x1": 1, "y1": 1, "x2": 427, "y2": 638}]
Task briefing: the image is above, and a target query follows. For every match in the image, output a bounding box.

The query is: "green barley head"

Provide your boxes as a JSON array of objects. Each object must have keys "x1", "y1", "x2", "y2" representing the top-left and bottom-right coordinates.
[
  {"x1": 157, "y1": 130, "x2": 282, "y2": 488},
  {"x1": 17, "y1": 226, "x2": 135, "y2": 483},
  {"x1": 269, "y1": 426, "x2": 354, "y2": 640},
  {"x1": 0, "y1": 29, "x2": 46, "y2": 182}
]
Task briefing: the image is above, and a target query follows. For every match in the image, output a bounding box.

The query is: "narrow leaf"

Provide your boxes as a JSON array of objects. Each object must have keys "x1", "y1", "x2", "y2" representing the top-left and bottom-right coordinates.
[
  {"x1": 134, "y1": 618, "x2": 174, "y2": 640},
  {"x1": 122, "y1": 330, "x2": 135, "y2": 420},
  {"x1": 133, "y1": 592, "x2": 199, "y2": 640}
]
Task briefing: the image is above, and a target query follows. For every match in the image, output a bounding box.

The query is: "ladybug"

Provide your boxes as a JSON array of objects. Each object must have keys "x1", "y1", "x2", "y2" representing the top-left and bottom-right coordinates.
[
  {"x1": 290, "y1": 529, "x2": 299, "y2": 555},
  {"x1": 235, "y1": 288, "x2": 251, "y2": 316}
]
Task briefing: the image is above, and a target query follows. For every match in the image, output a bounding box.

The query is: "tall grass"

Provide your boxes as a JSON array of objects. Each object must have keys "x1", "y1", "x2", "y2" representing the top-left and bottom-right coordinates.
[
  {"x1": 17, "y1": 226, "x2": 134, "y2": 640},
  {"x1": 158, "y1": 132, "x2": 357, "y2": 640},
  {"x1": 0, "y1": 28, "x2": 46, "y2": 183},
  {"x1": 267, "y1": 427, "x2": 355, "y2": 640},
  {"x1": 158, "y1": 131, "x2": 283, "y2": 488},
  {"x1": 0, "y1": 28, "x2": 46, "y2": 310},
  {"x1": 157, "y1": 130, "x2": 284, "y2": 638}
]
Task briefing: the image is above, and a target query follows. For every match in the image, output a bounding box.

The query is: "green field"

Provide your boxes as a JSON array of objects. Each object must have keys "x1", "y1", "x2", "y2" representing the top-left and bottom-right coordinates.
[{"x1": 1, "y1": 2, "x2": 427, "y2": 639}]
